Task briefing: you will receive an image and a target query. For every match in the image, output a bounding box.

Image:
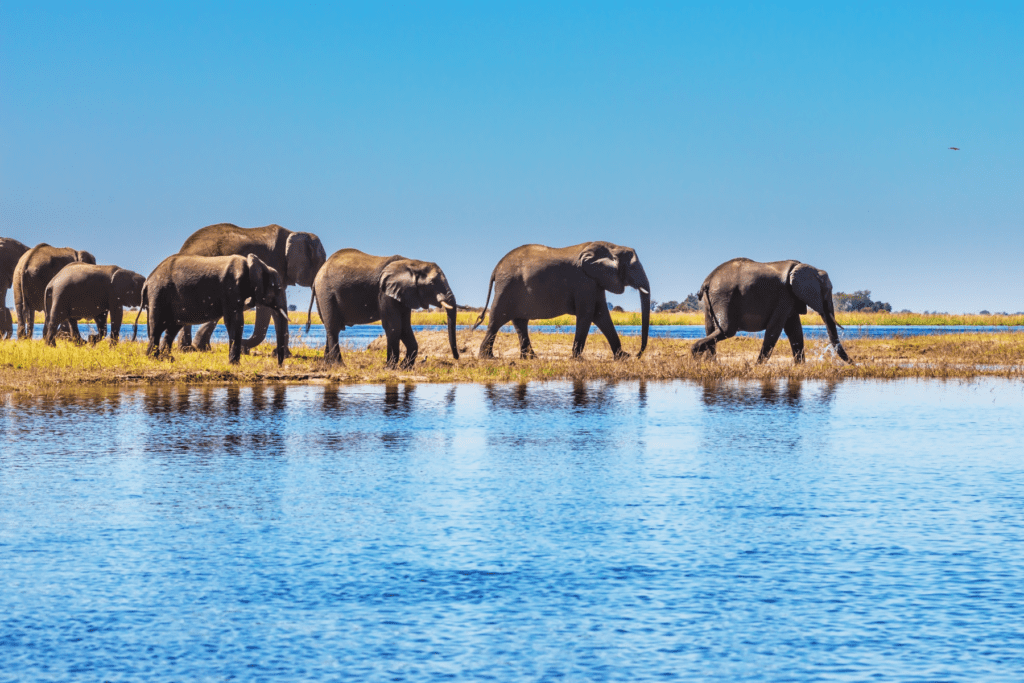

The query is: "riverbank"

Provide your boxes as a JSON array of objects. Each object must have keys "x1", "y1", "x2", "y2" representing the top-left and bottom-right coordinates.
[
  {"x1": 15, "y1": 310, "x2": 1024, "y2": 328},
  {"x1": 2, "y1": 330, "x2": 1023, "y2": 393}
]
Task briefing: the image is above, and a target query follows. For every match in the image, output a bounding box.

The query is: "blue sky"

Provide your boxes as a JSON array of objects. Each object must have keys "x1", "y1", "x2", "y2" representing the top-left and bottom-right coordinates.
[{"x1": 2, "y1": 2, "x2": 1021, "y2": 312}]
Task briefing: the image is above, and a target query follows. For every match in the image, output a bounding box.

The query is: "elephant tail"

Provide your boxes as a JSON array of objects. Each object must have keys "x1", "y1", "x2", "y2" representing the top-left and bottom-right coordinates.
[
  {"x1": 132, "y1": 284, "x2": 147, "y2": 342},
  {"x1": 699, "y1": 281, "x2": 724, "y2": 334},
  {"x1": 304, "y1": 286, "x2": 316, "y2": 335},
  {"x1": 471, "y1": 271, "x2": 495, "y2": 331}
]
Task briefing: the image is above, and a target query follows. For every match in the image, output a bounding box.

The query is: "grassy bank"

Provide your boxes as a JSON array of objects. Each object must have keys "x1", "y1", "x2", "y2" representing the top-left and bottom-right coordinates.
[
  {"x1": 2, "y1": 329, "x2": 1023, "y2": 393},
  {"x1": 24, "y1": 310, "x2": 1024, "y2": 328}
]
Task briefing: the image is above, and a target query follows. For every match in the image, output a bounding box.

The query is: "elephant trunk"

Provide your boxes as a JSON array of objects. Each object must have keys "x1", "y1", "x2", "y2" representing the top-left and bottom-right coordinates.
[
  {"x1": 628, "y1": 262, "x2": 651, "y2": 358},
  {"x1": 822, "y1": 301, "x2": 852, "y2": 364},
  {"x1": 274, "y1": 307, "x2": 289, "y2": 365},
  {"x1": 436, "y1": 290, "x2": 460, "y2": 360}
]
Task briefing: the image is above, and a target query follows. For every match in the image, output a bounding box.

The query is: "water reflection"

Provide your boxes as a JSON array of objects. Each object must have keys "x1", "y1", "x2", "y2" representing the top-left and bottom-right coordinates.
[
  {"x1": 3, "y1": 380, "x2": 1024, "y2": 680},
  {"x1": 699, "y1": 379, "x2": 838, "y2": 455}
]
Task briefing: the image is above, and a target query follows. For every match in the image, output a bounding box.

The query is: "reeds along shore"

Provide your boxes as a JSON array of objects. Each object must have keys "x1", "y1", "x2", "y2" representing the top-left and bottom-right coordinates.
[
  {"x1": 15, "y1": 309, "x2": 1024, "y2": 328},
  {"x1": 2, "y1": 329, "x2": 1023, "y2": 393}
]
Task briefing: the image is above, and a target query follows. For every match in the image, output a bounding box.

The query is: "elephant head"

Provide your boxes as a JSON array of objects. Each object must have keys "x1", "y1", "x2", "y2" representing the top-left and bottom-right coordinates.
[
  {"x1": 111, "y1": 268, "x2": 146, "y2": 308},
  {"x1": 789, "y1": 263, "x2": 852, "y2": 363},
  {"x1": 76, "y1": 250, "x2": 96, "y2": 265},
  {"x1": 285, "y1": 232, "x2": 328, "y2": 288},
  {"x1": 579, "y1": 242, "x2": 651, "y2": 357},
  {"x1": 381, "y1": 258, "x2": 460, "y2": 360},
  {"x1": 247, "y1": 254, "x2": 290, "y2": 364}
]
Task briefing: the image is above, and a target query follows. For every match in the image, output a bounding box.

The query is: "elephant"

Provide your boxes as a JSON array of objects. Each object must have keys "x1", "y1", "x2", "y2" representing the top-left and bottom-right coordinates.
[
  {"x1": 312, "y1": 249, "x2": 459, "y2": 367},
  {"x1": 13, "y1": 244, "x2": 97, "y2": 340},
  {"x1": 473, "y1": 241, "x2": 651, "y2": 360},
  {"x1": 0, "y1": 237, "x2": 30, "y2": 339},
  {"x1": 176, "y1": 223, "x2": 327, "y2": 354},
  {"x1": 690, "y1": 258, "x2": 852, "y2": 364},
  {"x1": 133, "y1": 254, "x2": 289, "y2": 365},
  {"x1": 42, "y1": 264, "x2": 145, "y2": 346}
]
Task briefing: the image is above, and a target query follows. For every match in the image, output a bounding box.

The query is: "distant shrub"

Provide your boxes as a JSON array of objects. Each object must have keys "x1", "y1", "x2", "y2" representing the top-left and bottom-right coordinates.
[{"x1": 833, "y1": 290, "x2": 891, "y2": 313}]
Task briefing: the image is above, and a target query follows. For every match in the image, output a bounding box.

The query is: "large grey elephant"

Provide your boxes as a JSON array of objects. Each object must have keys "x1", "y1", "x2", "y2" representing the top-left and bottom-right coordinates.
[
  {"x1": 473, "y1": 241, "x2": 651, "y2": 359},
  {"x1": 312, "y1": 249, "x2": 459, "y2": 367},
  {"x1": 43, "y1": 264, "x2": 145, "y2": 346},
  {"x1": 690, "y1": 258, "x2": 852, "y2": 364},
  {"x1": 13, "y1": 244, "x2": 96, "y2": 340},
  {"x1": 134, "y1": 254, "x2": 289, "y2": 365},
  {"x1": 176, "y1": 223, "x2": 327, "y2": 353},
  {"x1": 0, "y1": 237, "x2": 30, "y2": 339}
]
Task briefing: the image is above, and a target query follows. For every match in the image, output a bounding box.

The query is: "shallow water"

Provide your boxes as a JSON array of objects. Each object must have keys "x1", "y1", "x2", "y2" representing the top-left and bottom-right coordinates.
[
  {"x1": 31, "y1": 322, "x2": 1024, "y2": 350},
  {"x1": 2, "y1": 379, "x2": 1023, "y2": 681}
]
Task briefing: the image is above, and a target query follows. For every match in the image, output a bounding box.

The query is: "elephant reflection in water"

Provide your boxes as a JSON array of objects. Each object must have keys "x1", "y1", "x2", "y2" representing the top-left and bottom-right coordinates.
[{"x1": 699, "y1": 379, "x2": 838, "y2": 454}]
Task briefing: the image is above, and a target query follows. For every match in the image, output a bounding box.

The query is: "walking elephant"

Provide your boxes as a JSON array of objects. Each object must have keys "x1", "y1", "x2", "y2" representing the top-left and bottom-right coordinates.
[
  {"x1": 176, "y1": 223, "x2": 327, "y2": 354},
  {"x1": 134, "y1": 254, "x2": 289, "y2": 365},
  {"x1": 0, "y1": 237, "x2": 30, "y2": 339},
  {"x1": 13, "y1": 244, "x2": 97, "y2": 340},
  {"x1": 690, "y1": 258, "x2": 852, "y2": 364},
  {"x1": 313, "y1": 249, "x2": 459, "y2": 366},
  {"x1": 473, "y1": 241, "x2": 651, "y2": 359},
  {"x1": 43, "y1": 264, "x2": 145, "y2": 346}
]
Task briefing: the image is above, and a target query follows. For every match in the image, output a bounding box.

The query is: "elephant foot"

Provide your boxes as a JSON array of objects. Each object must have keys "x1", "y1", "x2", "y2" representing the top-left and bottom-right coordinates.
[
  {"x1": 179, "y1": 344, "x2": 198, "y2": 353},
  {"x1": 613, "y1": 350, "x2": 631, "y2": 361},
  {"x1": 88, "y1": 334, "x2": 102, "y2": 345}
]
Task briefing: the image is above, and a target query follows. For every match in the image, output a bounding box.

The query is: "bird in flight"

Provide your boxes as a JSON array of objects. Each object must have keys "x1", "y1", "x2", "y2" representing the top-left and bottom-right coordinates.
[{"x1": 949, "y1": 147, "x2": 960, "y2": 150}]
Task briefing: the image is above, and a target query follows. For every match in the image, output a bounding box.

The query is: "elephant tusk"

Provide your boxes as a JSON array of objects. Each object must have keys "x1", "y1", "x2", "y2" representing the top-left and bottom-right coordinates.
[
  {"x1": 440, "y1": 301, "x2": 454, "y2": 310},
  {"x1": 638, "y1": 287, "x2": 649, "y2": 295}
]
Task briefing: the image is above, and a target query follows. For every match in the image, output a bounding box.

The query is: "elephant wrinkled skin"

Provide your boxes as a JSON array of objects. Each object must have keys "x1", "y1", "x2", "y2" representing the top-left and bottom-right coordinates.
[
  {"x1": 313, "y1": 249, "x2": 460, "y2": 367},
  {"x1": 473, "y1": 241, "x2": 651, "y2": 360},
  {"x1": 690, "y1": 258, "x2": 853, "y2": 364},
  {"x1": 176, "y1": 223, "x2": 327, "y2": 354},
  {"x1": 135, "y1": 254, "x2": 289, "y2": 365},
  {"x1": 13, "y1": 244, "x2": 97, "y2": 340},
  {"x1": 43, "y1": 264, "x2": 146, "y2": 346}
]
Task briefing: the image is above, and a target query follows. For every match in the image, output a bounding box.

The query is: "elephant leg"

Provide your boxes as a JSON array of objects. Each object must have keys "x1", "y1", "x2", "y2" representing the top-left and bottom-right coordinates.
[
  {"x1": 160, "y1": 324, "x2": 182, "y2": 356},
  {"x1": 758, "y1": 308, "x2": 791, "y2": 363},
  {"x1": 1, "y1": 307, "x2": 11, "y2": 339},
  {"x1": 225, "y1": 311, "x2": 243, "y2": 364},
  {"x1": 381, "y1": 307, "x2": 404, "y2": 367},
  {"x1": 242, "y1": 305, "x2": 271, "y2": 351},
  {"x1": 511, "y1": 318, "x2": 536, "y2": 359},
  {"x1": 89, "y1": 314, "x2": 108, "y2": 345},
  {"x1": 399, "y1": 311, "x2": 418, "y2": 368},
  {"x1": 147, "y1": 320, "x2": 164, "y2": 357},
  {"x1": 193, "y1": 321, "x2": 218, "y2": 352},
  {"x1": 19, "y1": 306, "x2": 34, "y2": 340},
  {"x1": 592, "y1": 304, "x2": 627, "y2": 359},
  {"x1": 69, "y1": 319, "x2": 85, "y2": 345},
  {"x1": 571, "y1": 310, "x2": 595, "y2": 358},
  {"x1": 783, "y1": 313, "x2": 805, "y2": 363},
  {"x1": 179, "y1": 324, "x2": 194, "y2": 350},
  {"x1": 478, "y1": 310, "x2": 512, "y2": 359},
  {"x1": 109, "y1": 309, "x2": 123, "y2": 345}
]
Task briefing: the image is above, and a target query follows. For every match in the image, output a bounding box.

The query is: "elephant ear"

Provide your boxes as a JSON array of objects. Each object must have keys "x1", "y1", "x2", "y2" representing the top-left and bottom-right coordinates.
[
  {"x1": 580, "y1": 244, "x2": 626, "y2": 294},
  {"x1": 285, "y1": 233, "x2": 315, "y2": 287},
  {"x1": 247, "y1": 254, "x2": 267, "y2": 298},
  {"x1": 381, "y1": 260, "x2": 425, "y2": 309},
  {"x1": 77, "y1": 250, "x2": 96, "y2": 265},
  {"x1": 789, "y1": 263, "x2": 825, "y2": 316}
]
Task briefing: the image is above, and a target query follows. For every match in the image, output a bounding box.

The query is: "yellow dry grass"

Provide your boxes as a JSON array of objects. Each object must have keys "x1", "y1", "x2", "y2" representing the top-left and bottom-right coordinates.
[
  {"x1": 2, "y1": 329, "x2": 1023, "y2": 394},
  {"x1": 16, "y1": 309, "x2": 1024, "y2": 328}
]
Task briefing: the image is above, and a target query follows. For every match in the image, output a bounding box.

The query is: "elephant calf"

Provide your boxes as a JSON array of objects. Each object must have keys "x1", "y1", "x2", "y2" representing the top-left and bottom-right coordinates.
[
  {"x1": 43, "y1": 264, "x2": 145, "y2": 346},
  {"x1": 13, "y1": 243, "x2": 96, "y2": 340},
  {"x1": 312, "y1": 249, "x2": 460, "y2": 367},
  {"x1": 690, "y1": 258, "x2": 852, "y2": 364},
  {"x1": 473, "y1": 241, "x2": 651, "y2": 359},
  {"x1": 135, "y1": 254, "x2": 289, "y2": 365}
]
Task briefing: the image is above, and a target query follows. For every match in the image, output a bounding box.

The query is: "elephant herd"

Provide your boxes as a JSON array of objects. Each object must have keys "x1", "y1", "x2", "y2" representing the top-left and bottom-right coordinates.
[{"x1": 0, "y1": 223, "x2": 853, "y2": 367}]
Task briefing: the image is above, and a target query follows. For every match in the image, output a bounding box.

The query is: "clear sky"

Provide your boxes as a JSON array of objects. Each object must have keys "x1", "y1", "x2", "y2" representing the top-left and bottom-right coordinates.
[{"x1": 2, "y1": 1, "x2": 1022, "y2": 313}]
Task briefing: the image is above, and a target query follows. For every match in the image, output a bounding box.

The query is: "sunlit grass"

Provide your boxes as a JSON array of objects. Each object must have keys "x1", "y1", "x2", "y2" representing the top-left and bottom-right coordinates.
[
  {"x1": 3, "y1": 329, "x2": 1023, "y2": 393},
  {"x1": 17, "y1": 309, "x2": 1024, "y2": 328}
]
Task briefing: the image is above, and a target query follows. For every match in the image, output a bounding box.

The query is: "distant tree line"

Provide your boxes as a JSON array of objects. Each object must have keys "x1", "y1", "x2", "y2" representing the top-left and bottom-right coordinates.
[{"x1": 648, "y1": 290, "x2": 894, "y2": 313}]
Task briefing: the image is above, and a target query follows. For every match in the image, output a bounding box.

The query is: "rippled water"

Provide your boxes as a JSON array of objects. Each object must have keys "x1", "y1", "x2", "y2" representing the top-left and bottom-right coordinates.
[
  {"x1": 30, "y1": 322, "x2": 1024, "y2": 350},
  {"x1": 2, "y1": 380, "x2": 1023, "y2": 681}
]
